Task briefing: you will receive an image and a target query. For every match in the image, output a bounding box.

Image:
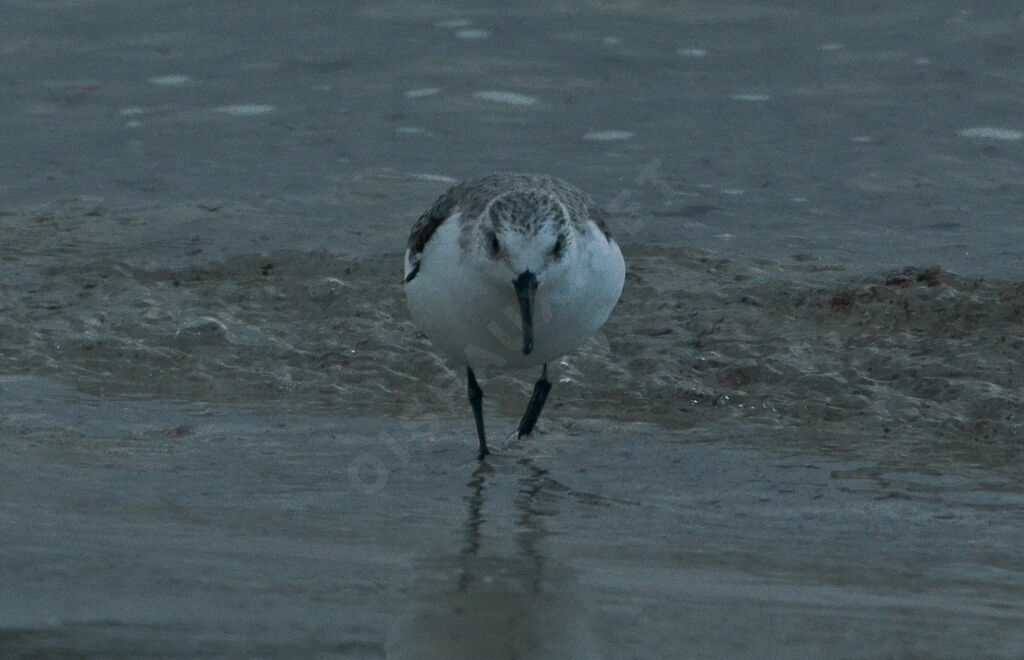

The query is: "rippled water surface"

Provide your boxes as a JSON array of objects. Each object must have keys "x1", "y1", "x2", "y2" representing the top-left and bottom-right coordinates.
[{"x1": 3, "y1": 1, "x2": 1024, "y2": 657}]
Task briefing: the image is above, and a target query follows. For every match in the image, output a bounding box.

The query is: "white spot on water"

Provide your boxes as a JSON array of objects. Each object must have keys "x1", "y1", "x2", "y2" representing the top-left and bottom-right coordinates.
[
  {"x1": 583, "y1": 130, "x2": 635, "y2": 141},
  {"x1": 850, "y1": 135, "x2": 875, "y2": 143},
  {"x1": 148, "y1": 74, "x2": 189, "y2": 85},
  {"x1": 958, "y1": 127, "x2": 1023, "y2": 141},
  {"x1": 914, "y1": 57, "x2": 931, "y2": 66},
  {"x1": 404, "y1": 87, "x2": 440, "y2": 98},
  {"x1": 119, "y1": 107, "x2": 144, "y2": 116},
  {"x1": 678, "y1": 47, "x2": 707, "y2": 57},
  {"x1": 715, "y1": 233, "x2": 735, "y2": 240},
  {"x1": 412, "y1": 173, "x2": 459, "y2": 183},
  {"x1": 791, "y1": 197, "x2": 809, "y2": 203},
  {"x1": 721, "y1": 189, "x2": 745, "y2": 196},
  {"x1": 472, "y1": 90, "x2": 538, "y2": 106},
  {"x1": 437, "y1": 19, "x2": 471, "y2": 28},
  {"x1": 456, "y1": 29, "x2": 490, "y2": 39},
  {"x1": 396, "y1": 126, "x2": 427, "y2": 135},
  {"x1": 820, "y1": 42, "x2": 844, "y2": 51},
  {"x1": 215, "y1": 104, "x2": 275, "y2": 116},
  {"x1": 124, "y1": 120, "x2": 142, "y2": 128},
  {"x1": 730, "y1": 93, "x2": 770, "y2": 102},
  {"x1": 603, "y1": 36, "x2": 622, "y2": 46}
]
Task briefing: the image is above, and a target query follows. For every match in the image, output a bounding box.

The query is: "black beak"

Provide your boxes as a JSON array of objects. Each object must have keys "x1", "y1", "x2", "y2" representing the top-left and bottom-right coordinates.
[{"x1": 513, "y1": 270, "x2": 538, "y2": 355}]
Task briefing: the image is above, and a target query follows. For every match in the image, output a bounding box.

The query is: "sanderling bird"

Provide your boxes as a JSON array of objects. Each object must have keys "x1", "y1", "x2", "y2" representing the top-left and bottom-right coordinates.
[{"x1": 404, "y1": 173, "x2": 625, "y2": 459}]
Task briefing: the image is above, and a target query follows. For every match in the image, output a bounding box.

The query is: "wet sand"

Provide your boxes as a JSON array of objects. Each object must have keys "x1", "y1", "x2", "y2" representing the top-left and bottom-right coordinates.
[{"x1": 3, "y1": 0, "x2": 1024, "y2": 657}]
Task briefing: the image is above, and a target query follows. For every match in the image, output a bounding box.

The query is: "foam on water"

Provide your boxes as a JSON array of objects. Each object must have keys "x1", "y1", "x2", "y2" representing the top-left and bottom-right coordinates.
[
  {"x1": 215, "y1": 104, "x2": 275, "y2": 116},
  {"x1": 957, "y1": 127, "x2": 1023, "y2": 141},
  {"x1": 455, "y1": 29, "x2": 490, "y2": 40},
  {"x1": 148, "y1": 74, "x2": 190, "y2": 85},
  {"x1": 583, "y1": 130, "x2": 635, "y2": 141},
  {"x1": 404, "y1": 87, "x2": 441, "y2": 98},
  {"x1": 730, "y1": 93, "x2": 771, "y2": 102},
  {"x1": 471, "y1": 90, "x2": 539, "y2": 105}
]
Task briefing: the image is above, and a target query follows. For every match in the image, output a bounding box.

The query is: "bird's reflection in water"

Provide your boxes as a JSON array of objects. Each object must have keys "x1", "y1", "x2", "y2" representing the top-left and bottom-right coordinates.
[{"x1": 387, "y1": 457, "x2": 600, "y2": 660}]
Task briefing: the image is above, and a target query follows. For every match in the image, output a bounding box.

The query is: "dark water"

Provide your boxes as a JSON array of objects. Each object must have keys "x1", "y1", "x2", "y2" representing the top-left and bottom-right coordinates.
[{"x1": 2, "y1": 1, "x2": 1024, "y2": 657}]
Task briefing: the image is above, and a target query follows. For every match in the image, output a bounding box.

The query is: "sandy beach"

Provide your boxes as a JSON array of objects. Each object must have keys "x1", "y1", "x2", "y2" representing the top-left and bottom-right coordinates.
[{"x1": 2, "y1": 1, "x2": 1023, "y2": 657}]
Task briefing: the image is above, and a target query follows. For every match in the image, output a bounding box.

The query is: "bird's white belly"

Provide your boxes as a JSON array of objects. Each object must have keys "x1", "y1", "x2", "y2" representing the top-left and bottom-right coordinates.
[{"x1": 405, "y1": 220, "x2": 624, "y2": 374}]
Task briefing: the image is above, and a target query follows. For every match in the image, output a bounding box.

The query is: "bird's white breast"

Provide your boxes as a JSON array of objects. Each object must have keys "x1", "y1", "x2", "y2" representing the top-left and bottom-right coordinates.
[{"x1": 405, "y1": 218, "x2": 624, "y2": 375}]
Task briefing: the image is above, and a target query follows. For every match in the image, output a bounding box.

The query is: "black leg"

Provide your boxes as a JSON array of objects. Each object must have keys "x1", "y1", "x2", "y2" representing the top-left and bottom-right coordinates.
[
  {"x1": 518, "y1": 363, "x2": 552, "y2": 438},
  {"x1": 467, "y1": 366, "x2": 489, "y2": 459}
]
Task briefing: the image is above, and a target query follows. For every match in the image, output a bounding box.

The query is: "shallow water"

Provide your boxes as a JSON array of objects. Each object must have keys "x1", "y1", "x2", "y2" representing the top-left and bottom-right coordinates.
[
  {"x1": 4, "y1": 378, "x2": 1024, "y2": 658},
  {"x1": 3, "y1": 0, "x2": 1024, "y2": 657}
]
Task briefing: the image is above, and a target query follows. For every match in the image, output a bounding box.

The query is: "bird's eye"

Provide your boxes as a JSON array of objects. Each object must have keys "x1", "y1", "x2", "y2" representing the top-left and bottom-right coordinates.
[
  {"x1": 551, "y1": 235, "x2": 564, "y2": 257},
  {"x1": 487, "y1": 231, "x2": 501, "y2": 256}
]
